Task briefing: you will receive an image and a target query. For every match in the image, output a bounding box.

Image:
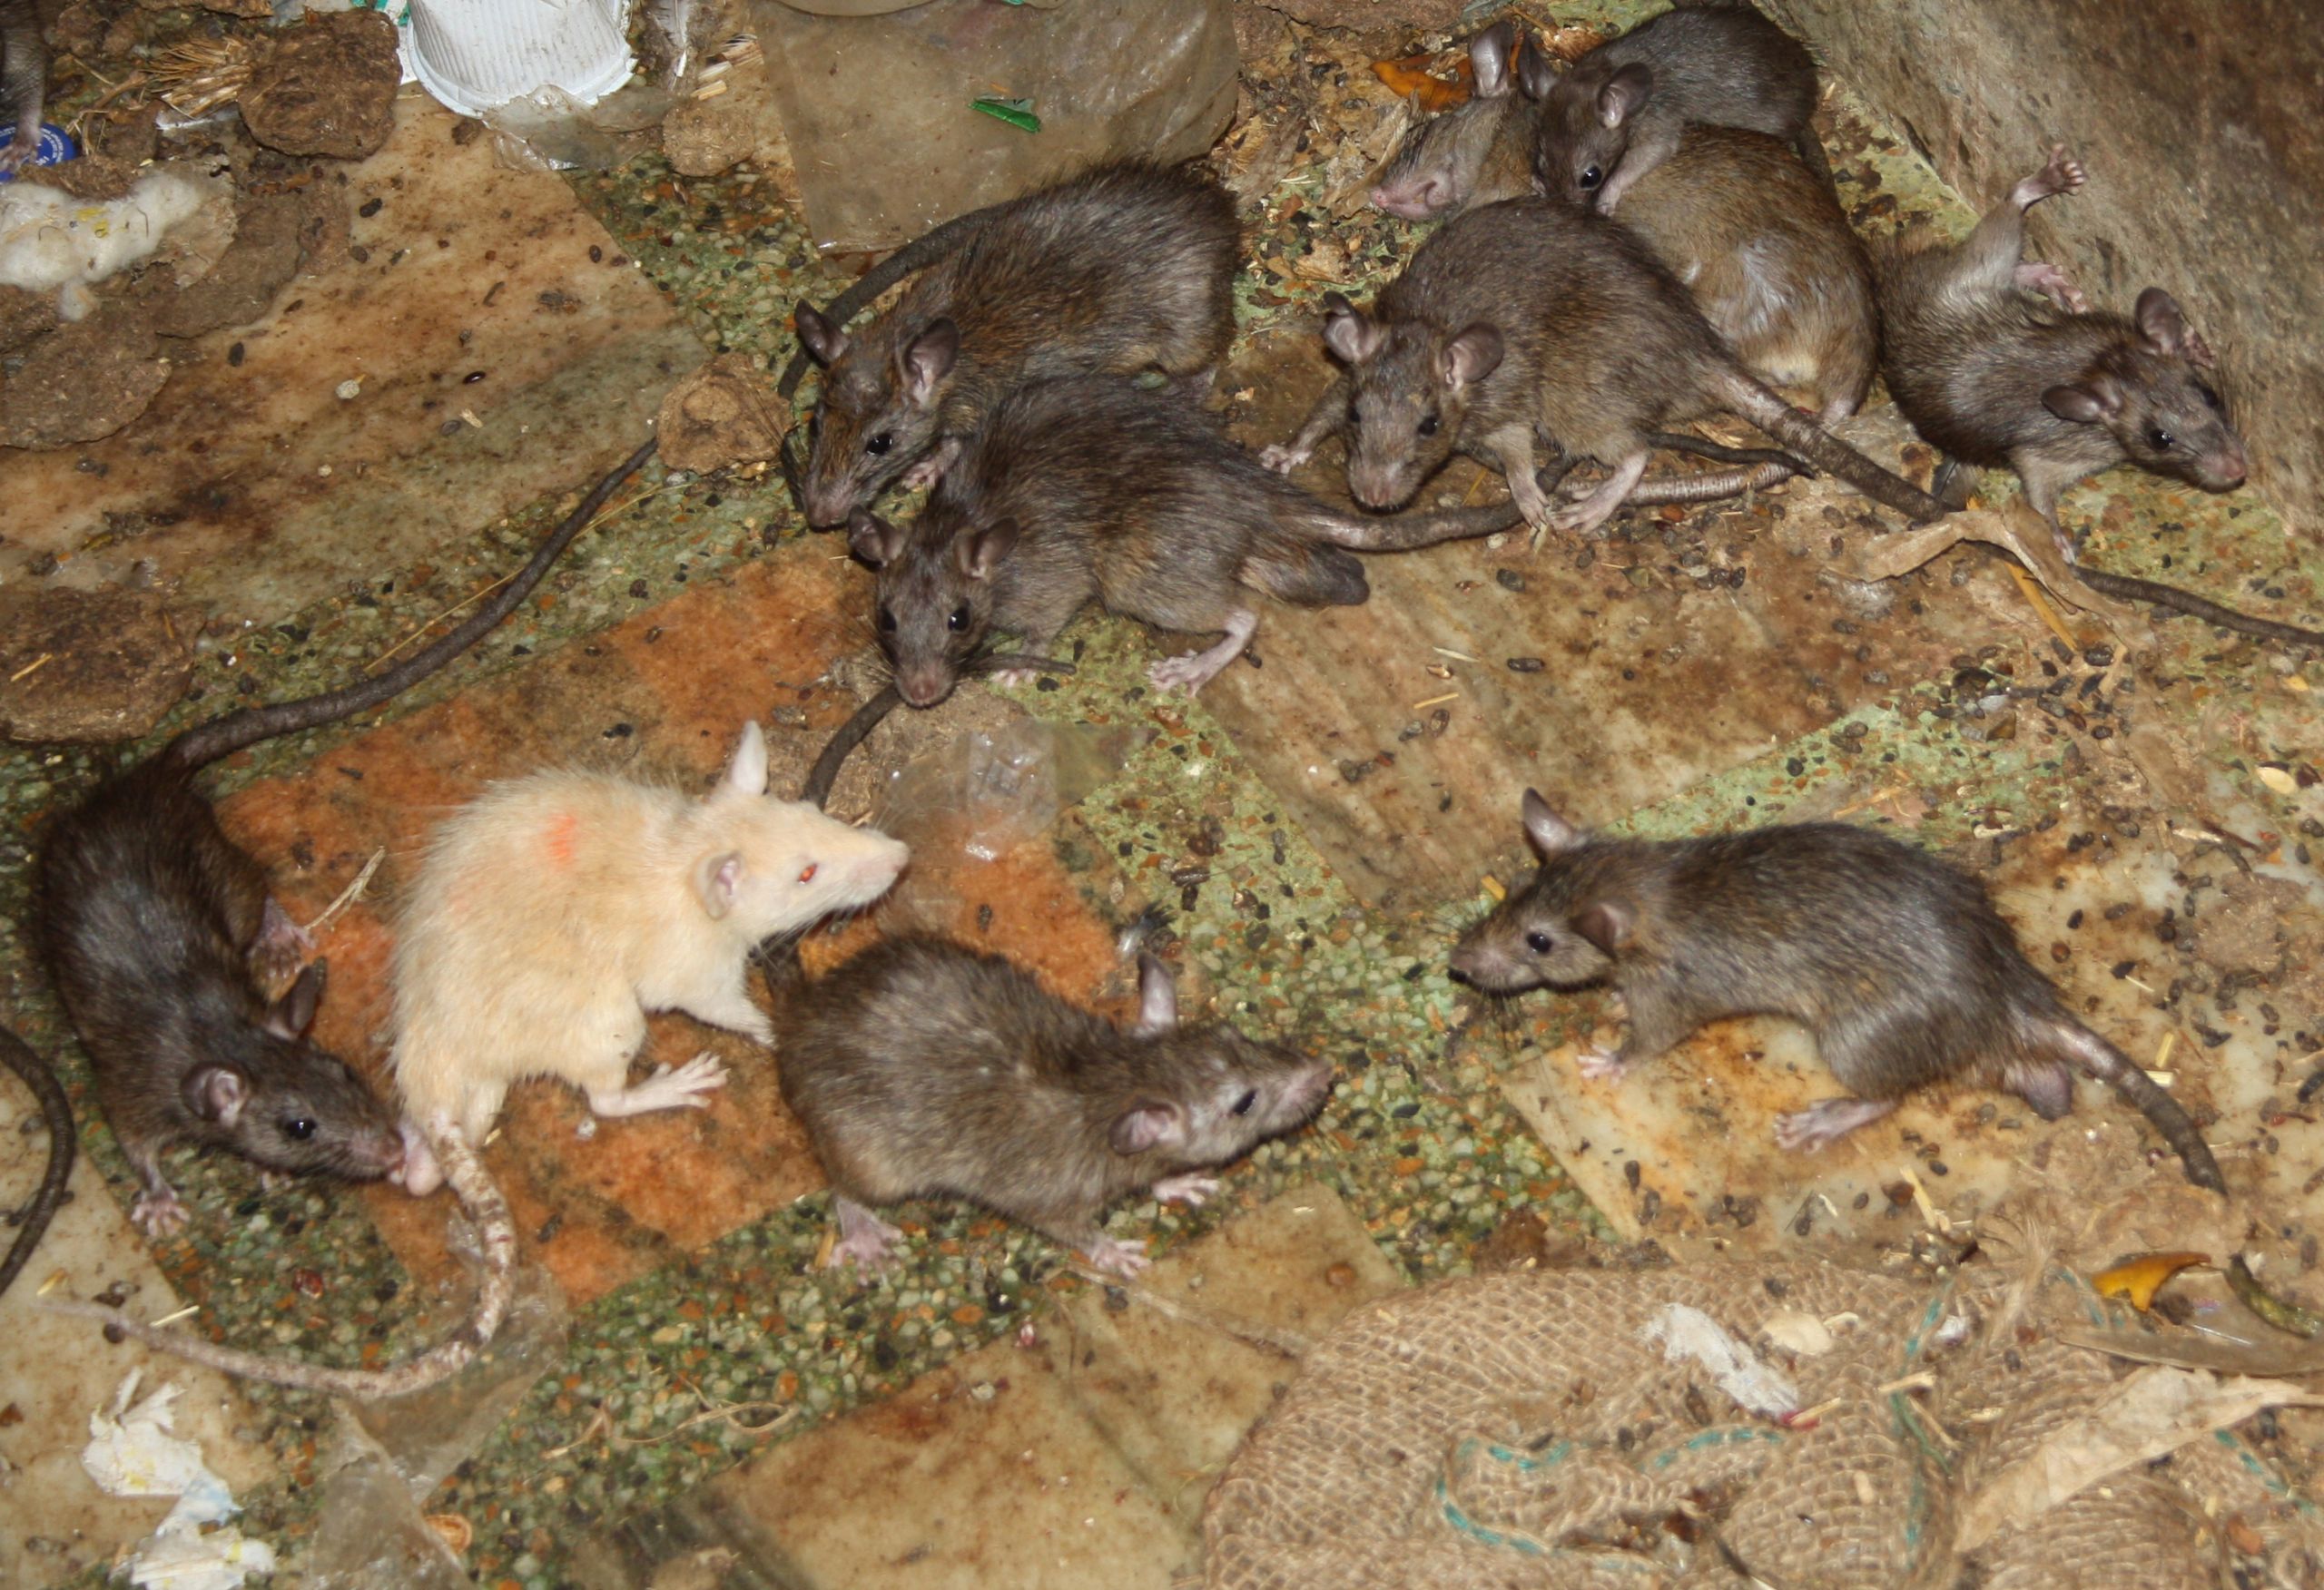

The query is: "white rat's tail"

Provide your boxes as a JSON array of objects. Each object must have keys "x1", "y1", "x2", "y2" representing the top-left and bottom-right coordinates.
[{"x1": 43, "y1": 1114, "x2": 517, "y2": 1399}]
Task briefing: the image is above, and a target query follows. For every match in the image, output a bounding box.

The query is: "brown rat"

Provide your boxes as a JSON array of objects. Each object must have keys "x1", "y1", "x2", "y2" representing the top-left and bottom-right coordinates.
[
  {"x1": 1450, "y1": 790, "x2": 2224, "y2": 1187},
  {"x1": 775, "y1": 937, "x2": 1332, "y2": 1277},
  {"x1": 0, "y1": 1026, "x2": 73, "y2": 1298},
  {"x1": 1307, "y1": 197, "x2": 1942, "y2": 538},
  {"x1": 1615, "y1": 124, "x2": 1876, "y2": 425},
  {"x1": 387, "y1": 720, "x2": 910, "y2": 1196},
  {"x1": 1370, "y1": 20, "x2": 1534, "y2": 221},
  {"x1": 792, "y1": 162, "x2": 1240, "y2": 527},
  {"x1": 1876, "y1": 147, "x2": 2320, "y2": 648},
  {"x1": 0, "y1": 0, "x2": 43, "y2": 177},
  {"x1": 1518, "y1": 0, "x2": 1830, "y2": 214},
  {"x1": 35, "y1": 438, "x2": 657, "y2": 1238},
  {"x1": 847, "y1": 374, "x2": 1531, "y2": 701}
]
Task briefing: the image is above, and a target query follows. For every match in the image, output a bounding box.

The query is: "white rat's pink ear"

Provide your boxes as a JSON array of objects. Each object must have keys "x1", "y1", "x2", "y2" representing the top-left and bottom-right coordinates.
[
  {"x1": 262, "y1": 959, "x2": 327, "y2": 1040},
  {"x1": 721, "y1": 721, "x2": 770, "y2": 796},
  {"x1": 185, "y1": 1065, "x2": 249, "y2": 1125},
  {"x1": 1521, "y1": 788, "x2": 1583, "y2": 857},
  {"x1": 694, "y1": 851, "x2": 744, "y2": 918},
  {"x1": 1133, "y1": 953, "x2": 1178, "y2": 1035},
  {"x1": 1109, "y1": 1100, "x2": 1185, "y2": 1155}
]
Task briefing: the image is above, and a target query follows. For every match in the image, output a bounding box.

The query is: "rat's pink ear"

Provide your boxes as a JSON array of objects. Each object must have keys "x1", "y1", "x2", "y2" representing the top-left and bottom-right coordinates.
[
  {"x1": 958, "y1": 519, "x2": 1019, "y2": 580},
  {"x1": 901, "y1": 318, "x2": 960, "y2": 407},
  {"x1": 1322, "y1": 294, "x2": 1385, "y2": 365},
  {"x1": 693, "y1": 851, "x2": 745, "y2": 918},
  {"x1": 185, "y1": 1065, "x2": 250, "y2": 1125},
  {"x1": 2043, "y1": 378, "x2": 2122, "y2": 425},
  {"x1": 1109, "y1": 1100, "x2": 1184, "y2": 1155},
  {"x1": 793, "y1": 304, "x2": 847, "y2": 367},
  {"x1": 262, "y1": 959, "x2": 327, "y2": 1040},
  {"x1": 1133, "y1": 953, "x2": 1178, "y2": 1035},
  {"x1": 848, "y1": 508, "x2": 904, "y2": 568},
  {"x1": 1470, "y1": 18, "x2": 1515, "y2": 98},
  {"x1": 1599, "y1": 62, "x2": 1652, "y2": 128},
  {"x1": 1520, "y1": 789, "x2": 1583, "y2": 857},
  {"x1": 721, "y1": 721, "x2": 770, "y2": 797},
  {"x1": 1573, "y1": 899, "x2": 1631, "y2": 956}
]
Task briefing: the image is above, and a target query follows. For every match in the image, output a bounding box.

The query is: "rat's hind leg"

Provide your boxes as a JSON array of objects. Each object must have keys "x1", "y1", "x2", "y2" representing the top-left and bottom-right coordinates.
[
  {"x1": 1774, "y1": 1096, "x2": 1896, "y2": 1151},
  {"x1": 586, "y1": 1051, "x2": 729, "y2": 1119},
  {"x1": 828, "y1": 1197, "x2": 906, "y2": 1271},
  {"x1": 1945, "y1": 145, "x2": 2085, "y2": 298},
  {"x1": 1147, "y1": 608, "x2": 1257, "y2": 695},
  {"x1": 1547, "y1": 452, "x2": 1649, "y2": 539}
]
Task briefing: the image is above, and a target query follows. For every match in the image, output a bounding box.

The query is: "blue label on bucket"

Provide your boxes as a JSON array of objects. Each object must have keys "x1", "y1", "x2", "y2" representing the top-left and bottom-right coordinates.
[{"x1": 0, "y1": 123, "x2": 80, "y2": 181}]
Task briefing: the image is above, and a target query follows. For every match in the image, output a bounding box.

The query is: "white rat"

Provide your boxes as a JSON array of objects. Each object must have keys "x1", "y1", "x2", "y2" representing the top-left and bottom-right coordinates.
[{"x1": 390, "y1": 721, "x2": 909, "y2": 1193}]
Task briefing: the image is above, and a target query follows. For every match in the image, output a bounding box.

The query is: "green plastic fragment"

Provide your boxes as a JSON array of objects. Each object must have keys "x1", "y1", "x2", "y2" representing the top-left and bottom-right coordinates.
[{"x1": 971, "y1": 96, "x2": 1040, "y2": 133}]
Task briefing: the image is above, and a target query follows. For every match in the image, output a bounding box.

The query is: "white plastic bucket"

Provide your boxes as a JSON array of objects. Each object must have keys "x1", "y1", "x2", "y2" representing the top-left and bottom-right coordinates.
[{"x1": 403, "y1": 0, "x2": 635, "y2": 118}]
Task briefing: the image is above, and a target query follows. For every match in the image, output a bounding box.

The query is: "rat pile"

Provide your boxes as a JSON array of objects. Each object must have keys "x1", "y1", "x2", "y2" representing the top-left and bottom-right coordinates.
[{"x1": 5, "y1": 0, "x2": 2319, "y2": 1408}]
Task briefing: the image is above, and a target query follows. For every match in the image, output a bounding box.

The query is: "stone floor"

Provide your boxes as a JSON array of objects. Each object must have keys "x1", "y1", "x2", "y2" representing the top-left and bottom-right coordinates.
[{"x1": 2, "y1": 4, "x2": 2321, "y2": 1587}]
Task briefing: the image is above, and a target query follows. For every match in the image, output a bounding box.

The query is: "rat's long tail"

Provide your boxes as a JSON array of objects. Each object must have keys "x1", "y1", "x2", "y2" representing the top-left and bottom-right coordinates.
[
  {"x1": 1718, "y1": 369, "x2": 1951, "y2": 524},
  {"x1": 164, "y1": 439, "x2": 656, "y2": 771},
  {"x1": 42, "y1": 1114, "x2": 517, "y2": 1398},
  {"x1": 0, "y1": 1028, "x2": 74, "y2": 1300},
  {"x1": 2073, "y1": 567, "x2": 2324, "y2": 649}
]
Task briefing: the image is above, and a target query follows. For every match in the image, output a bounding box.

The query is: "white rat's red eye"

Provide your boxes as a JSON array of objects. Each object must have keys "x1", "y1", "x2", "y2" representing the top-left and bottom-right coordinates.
[{"x1": 798, "y1": 863, "x2": 819, "y2": 884}]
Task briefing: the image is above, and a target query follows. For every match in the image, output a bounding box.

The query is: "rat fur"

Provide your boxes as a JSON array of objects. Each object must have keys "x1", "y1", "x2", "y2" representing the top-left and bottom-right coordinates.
[
  {"x1": 791, "y1": 161, "x2": 1239, "y2": 527},
  {"x1": 0, "y1": 0, "x2": 43, "y2": 178},
  {"x1": 1307, "y1": 197, "x2": 1942, "y2": 538},
  {"x1": 35, "y1": 438, "x2": 658, "y2": 1238},
  {"x1": 388, "y1": 719, "x2": 908, "y2": 1195},
  {"x1": 845, "y1": 374, "x2": 1536, "y2": 701},
  {"x1": 775, "y1": 937, "x2": 1333, "y2": 1277},
  {"x1": 1450, "y1": 790, "x2": 2224, "y2": 1189},
  {"x1": 1876, "y1": 148, "x2": 2320, "y2": 648},
  {"x1": 1519, "y1": 0, "x2": 1829, "y2": 214}
]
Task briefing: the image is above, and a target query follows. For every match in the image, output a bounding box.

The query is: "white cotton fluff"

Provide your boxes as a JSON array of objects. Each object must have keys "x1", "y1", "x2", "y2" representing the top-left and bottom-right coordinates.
[{"x1": 0, "y1": 170, "x2": 210, "y2": 319}]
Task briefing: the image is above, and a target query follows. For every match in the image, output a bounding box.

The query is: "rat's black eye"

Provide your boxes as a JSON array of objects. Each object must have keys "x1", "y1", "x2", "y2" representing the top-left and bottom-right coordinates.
[
  {"x1": 1578, "y1": 164, "x2": 1603, "y2": 191},
  {"x1": 1231, "y1": 1089, "x2": 1257, "y2": 1116},
  {"x1": 865, "y1": 432, "x2": 894, "y2": 456},
  {"x1": 878, "y1": 604, "x2": 898, "y2": 633},
  {"x1": 948, "y1": 604, "x2": 970, "y2": 632},
  {"x1": 2195, "y1": 381, "x2": 2221, "y2": 409},
  {"x1": 283, "y1": 1117, "x2": 316, "y2": 1142},
  {"x1": 2148, "y1": 427, "x2": 2175, "y2": 451},
  {"x1": 1418, "y1": 413, "x2": 1440, "y2": 437},
  {"x1": 1526, "y1": 931, "x2": 1553, "y2": 953}
]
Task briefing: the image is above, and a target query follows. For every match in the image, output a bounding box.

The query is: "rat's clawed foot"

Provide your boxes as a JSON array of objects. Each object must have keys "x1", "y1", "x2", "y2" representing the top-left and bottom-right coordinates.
[
  {"x1": 600, "y1": 1052, "x2": 728, "y2": 1117},
  {"x1": 900, "y1": 438, "x2": 961, "y2": 493},
  {"x1": 133, "y1": 1188, "x2": 190, "y2": 1238},
  {"x1": 1257, "y1": 443, "x2": 1309, "y2": 475},
  {"x1": 2015, "y1": 145, "x2": 2085, "y2": 209},
  {"x1": 1773, "y1": 1097, "x2": 1896, "y2": 1152},
  {"x1": 1574, "y1": 1047, "x2": 1628, "y2": 1084},
  {"x1": 829, "y1": 1199, "x2": 905, "y2": 1272},
  {"x1": 1081, "y1": 1235, "x2": 1150, "y2": 1279},
  {"x1": 2014, "y1": 260, "x2": 2086, "y2": 313},
  {"x1": 1145, "y1": 653, "x2": 1213, "y2": 693},
  {"x1": 1151, "y1": 1173, "x2": 1219, "y2": 1207},
  {"x1": 248, "y1": 898, "x2": 317, "y2": 1000}
]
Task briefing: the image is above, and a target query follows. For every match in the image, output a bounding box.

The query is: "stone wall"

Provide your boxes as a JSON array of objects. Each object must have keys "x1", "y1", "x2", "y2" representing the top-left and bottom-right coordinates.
[{"x1": 1769, "y1": 0, "x2": 2324, "y2": 535}]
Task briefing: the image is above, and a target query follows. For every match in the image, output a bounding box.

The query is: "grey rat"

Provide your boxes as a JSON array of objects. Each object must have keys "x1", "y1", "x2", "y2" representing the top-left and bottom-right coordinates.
[
  {"x1": 1518, "y1": 0, "x2": 1830, "y2": 214},
  {"x1": 847, "y1": 374, "x2": 1531, "y2": 702},
  {"x1": 1877, "y1": 147, "x2": 2321, "y2": 648},
  {"x1": 775, "y1": 936, "x2": 1332, "y2": 1277},
  {"x1": 0, "y1": 1026, "x2": 74, "y2": 1298},
  {"x1": 1307, "y1": 197, "x2": 1942, "y2": 539},
  {"x1": 791, "y1": 161, "x2": 1240, "y2": 527},
  {"x1": 0, "y1": 0, "x2": 43, "y2": 177},
  {"x1": 1370, "y1": 20, "x2": 1533, "y2": 221},
  {"x1": 1449, "y1": 790, "x2": 2224, "y2": 1188},
  {"x1": 34, "y1": 437, "x2": 655, "y2": 1236}
]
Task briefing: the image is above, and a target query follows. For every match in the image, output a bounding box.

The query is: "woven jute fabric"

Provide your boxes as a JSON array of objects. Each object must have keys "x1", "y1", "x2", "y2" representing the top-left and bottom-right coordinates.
[{"x1": 1203, "y1": 1261, "x2": 2322, "y2": 1589}]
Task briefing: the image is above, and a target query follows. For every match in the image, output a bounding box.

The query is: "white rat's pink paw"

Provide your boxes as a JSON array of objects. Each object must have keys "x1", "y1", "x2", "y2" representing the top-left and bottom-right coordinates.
[
  {"x1": 1151, "y1": 1173, "x2": 1219, "y2": 1208},
  {"x1": 1081, "y1": 1235, "x2": 1150, "y2": 1279},
  {"x1": 1575, "y1": 1047, "x2": 1627, "y2": 1084},
  {"x1": 133, "y1": 1189, "x2": 189, "y2": 1238},
  {"x1": 635, "y1": 1053, "x2": 728, "y2": 1111}
]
